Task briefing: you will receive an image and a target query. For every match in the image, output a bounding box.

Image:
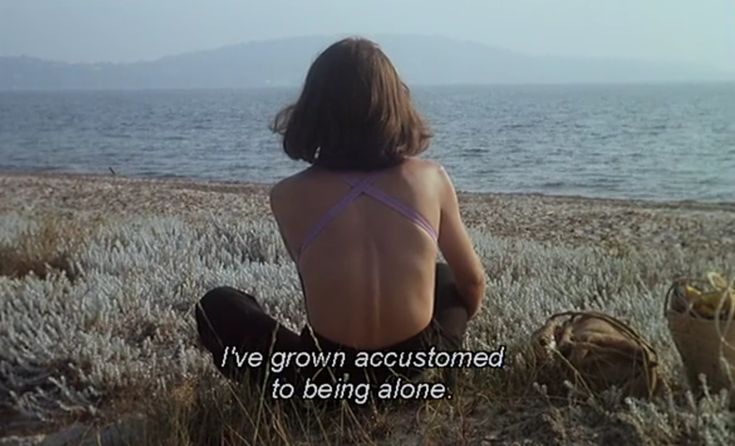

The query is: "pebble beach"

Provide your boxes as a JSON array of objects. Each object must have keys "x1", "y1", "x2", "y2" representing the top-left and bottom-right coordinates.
[{"x1": 2, "y1": 171, "x2": 733, "y2": 255}]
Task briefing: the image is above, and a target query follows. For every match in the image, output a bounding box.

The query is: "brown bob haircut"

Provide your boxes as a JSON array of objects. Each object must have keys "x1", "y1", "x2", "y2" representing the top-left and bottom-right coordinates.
[{"x1": 271, "y1": 37, "x2": 432, "y2": 170}]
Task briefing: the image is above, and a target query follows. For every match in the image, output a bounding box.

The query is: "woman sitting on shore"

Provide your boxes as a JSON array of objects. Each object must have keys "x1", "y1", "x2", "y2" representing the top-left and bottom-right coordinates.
[{"x1": 195, "y1": 37, "x2": 486, "y2": 390}]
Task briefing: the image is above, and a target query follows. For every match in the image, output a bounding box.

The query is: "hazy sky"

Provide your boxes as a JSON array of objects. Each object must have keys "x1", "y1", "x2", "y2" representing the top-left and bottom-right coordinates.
[{"x1": 1, "y1": 0, "x2": 734, "y2": 71}]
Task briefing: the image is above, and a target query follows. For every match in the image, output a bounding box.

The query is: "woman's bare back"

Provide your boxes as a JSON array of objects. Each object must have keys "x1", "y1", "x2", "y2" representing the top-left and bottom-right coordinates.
[{"x1": 270, "y1": 157, "x2": 484, "y2": 349}]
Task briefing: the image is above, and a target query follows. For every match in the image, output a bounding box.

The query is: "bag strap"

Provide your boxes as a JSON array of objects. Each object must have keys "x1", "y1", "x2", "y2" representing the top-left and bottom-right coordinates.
[
  {"x1": 543, "y1": 310, "x2": 660, "y2": 398},
  {"x1": 548, "y1": 310, "x2": 658, "y2": 364}
]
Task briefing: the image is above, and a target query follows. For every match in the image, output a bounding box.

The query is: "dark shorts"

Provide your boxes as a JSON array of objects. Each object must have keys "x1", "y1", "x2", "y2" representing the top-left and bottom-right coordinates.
[{"x1": 195, "y1": 263, "x2": 469, "y2": 390}]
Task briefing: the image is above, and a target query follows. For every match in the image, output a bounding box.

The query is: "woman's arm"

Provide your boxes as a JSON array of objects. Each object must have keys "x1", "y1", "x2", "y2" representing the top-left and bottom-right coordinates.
[
  {"x1": 269, "y1": 182, "x2": 297, "y2": 263},
  {"x1": 435, "y1": 165, "x2": 487, "y2": 318}
]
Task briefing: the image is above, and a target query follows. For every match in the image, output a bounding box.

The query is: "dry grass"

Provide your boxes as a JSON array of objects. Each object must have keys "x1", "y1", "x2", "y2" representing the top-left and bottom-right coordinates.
[
  {"x1": 0, "y1": 213, "x2": 89, "y2": 281},
  {"x1": 1, "y1": 206, "x2": 734, "y2": 445}
]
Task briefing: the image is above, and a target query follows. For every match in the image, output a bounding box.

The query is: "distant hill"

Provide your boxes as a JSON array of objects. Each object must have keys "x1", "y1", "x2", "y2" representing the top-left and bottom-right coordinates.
[{"x1": 1, "y1": 34, "x2": 732, "y2": 90}]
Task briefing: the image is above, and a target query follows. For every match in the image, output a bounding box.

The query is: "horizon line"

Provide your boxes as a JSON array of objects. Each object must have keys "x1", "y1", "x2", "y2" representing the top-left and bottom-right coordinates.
[
  {"x1": 3, "y1": 79, "x2": 735, "y2": 93},
  {"x1": 0, "y1": 33, "x2": 729, "y2": 74}
]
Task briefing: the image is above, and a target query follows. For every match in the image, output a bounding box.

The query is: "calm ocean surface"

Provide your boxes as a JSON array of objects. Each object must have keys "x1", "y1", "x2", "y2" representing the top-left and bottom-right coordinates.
[{"x1": 0, "y1": 84, "x2": 733, "y2": 202}]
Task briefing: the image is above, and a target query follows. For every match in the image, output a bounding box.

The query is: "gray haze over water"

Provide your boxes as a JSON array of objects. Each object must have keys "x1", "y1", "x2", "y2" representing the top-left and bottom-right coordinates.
[
  {"x1": 2, "y1": 0, "x2": 734, "y2": 73},
  {"x1": 1, "y1": 84, "x2": 733, "y2": 202}
]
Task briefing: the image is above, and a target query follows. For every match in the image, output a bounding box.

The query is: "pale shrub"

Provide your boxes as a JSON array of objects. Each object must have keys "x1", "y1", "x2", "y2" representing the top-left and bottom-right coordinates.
[{"x1": 1, "y1": 211, "x2": 734, "y2": 443}]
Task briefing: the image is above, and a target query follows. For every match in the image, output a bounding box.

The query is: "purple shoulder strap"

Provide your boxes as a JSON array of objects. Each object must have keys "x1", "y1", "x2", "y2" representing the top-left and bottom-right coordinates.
[
  {"x1": 341, "y1": 176, "x2": 439, "y2": 242},
  {"x1": 297, "y1": 173, "x2": 381, "y2": 261},
  {"x1": 297, "y1": 171, "x2": 439, "y2": 263}
]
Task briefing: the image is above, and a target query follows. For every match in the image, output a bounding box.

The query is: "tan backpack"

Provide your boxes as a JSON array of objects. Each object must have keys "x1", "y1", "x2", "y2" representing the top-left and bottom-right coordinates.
[{"x1": 531, "y1": 311, "x2": 660, "y2": 399}]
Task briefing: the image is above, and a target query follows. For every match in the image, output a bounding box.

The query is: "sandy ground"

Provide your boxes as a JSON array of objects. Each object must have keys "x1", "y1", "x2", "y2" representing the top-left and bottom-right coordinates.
[{"x1": 1, "y1": 171, "x2": 733, "y2": 256}]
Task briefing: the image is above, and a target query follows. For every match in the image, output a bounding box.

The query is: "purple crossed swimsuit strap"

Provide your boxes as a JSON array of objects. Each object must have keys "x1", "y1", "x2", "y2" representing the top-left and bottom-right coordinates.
[
  {"x1": 297, "y1": 173, "x2": 380, "y2": 262},
  {"x1": 340, "y1": 175, "x2": 439, "y2": 241},
  {"x1": 296, "y1": 172, "x2": 438, "y2": 264}
]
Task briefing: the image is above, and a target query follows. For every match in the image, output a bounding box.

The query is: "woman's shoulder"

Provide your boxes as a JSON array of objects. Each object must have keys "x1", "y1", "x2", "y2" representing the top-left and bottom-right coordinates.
[
  {"x1": 384, "y1": 157, "x2": 444, "y2": 183},
  {"x1": 269, "y1": 169, "x2": 311, "y2": 214},
  {"x1": 271, "y1": 159, "x2": 448, "y2": 198},
  {"x1": 401, "y1": 156, "x2": 443, "y2": 172},
  {"x1": 399, "y1": 157, "x2": 451, "y2": 190},
  {"x1": 271, "y1": 167, "x2": 315, "y2": 192}
]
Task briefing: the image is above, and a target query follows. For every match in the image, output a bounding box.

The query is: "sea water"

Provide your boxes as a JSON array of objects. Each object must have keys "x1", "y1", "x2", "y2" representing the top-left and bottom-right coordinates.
[{"x1": 1, "y1": 83, "x2": 733, "y2": 202}]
